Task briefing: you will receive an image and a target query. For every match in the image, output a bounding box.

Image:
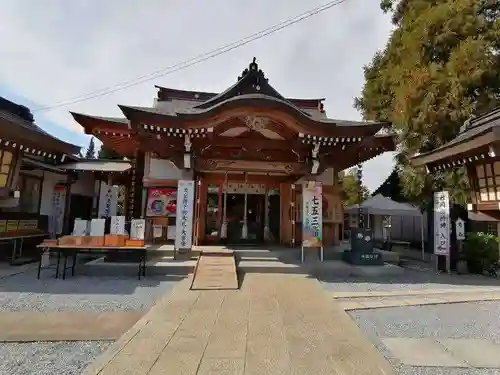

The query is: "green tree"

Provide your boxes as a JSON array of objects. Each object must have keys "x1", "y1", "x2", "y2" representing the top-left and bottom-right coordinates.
[
  {"x1": 340, "y1": 168, "x2": 370, "y2": 206},
  {"x1": 98, "y1": 146, "x2": 122, "y2": 159},
  {"x1": 85, "y1": 137, "x2": 96, "y2": 159},
  {"x1": 355, "y1": 0, "x2": 500, "y2": 205}
]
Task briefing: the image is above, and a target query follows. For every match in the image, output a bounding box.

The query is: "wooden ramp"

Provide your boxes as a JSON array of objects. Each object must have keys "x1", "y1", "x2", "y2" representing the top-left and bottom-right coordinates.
[{"x1": 190, "y1": 249, "x2": 238, "y2": 290}]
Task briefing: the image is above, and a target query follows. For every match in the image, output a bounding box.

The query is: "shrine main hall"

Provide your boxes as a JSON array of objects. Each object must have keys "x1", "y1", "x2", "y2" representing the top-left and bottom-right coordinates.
[{"x1": 72, "y1": 59, "x2": 394, "y2": 247}]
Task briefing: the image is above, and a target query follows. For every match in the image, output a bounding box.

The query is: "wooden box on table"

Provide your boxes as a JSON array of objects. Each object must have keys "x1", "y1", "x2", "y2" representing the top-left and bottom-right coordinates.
[
  {"x1": 57, "y1": 235, "x2": 87, "y2": 246},
  {"x1": 73, "y1": 236, "x2": 87, "y2": 246},
  {"x1": 85, "y1": 236, "x2": 105, "y2": 247},
  {"x1": 104, "y1": 234, "x2": 128, "y2": 247},
  {"x1": 124, "y1": 239, "x2": 145, "y2": 247},
  {"x1": 58, "y1": 236, "x2": 76, "y2": 246}
]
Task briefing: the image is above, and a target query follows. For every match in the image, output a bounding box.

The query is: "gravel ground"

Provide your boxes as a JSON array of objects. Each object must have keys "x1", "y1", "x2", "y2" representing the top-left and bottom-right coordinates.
[
  {"x1": 0, "y1": 270, "x2": 182, "y2": 312},
  {"x1": 0, "y1": 341, "x2": 111, "y2": 375},
  {"x1": 320, "y1": 267, "x2": 500, "y2": 293},
  {"x1": 350, "y1": 301, "x2": 500, "y2": 375},
  {"x1": 0, "y1": 263, "x2": 183, "y2": 374}
]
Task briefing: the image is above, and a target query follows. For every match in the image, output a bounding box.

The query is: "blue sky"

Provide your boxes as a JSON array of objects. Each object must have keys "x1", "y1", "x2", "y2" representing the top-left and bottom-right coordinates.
[
  {"x1": 0, "y1": 0, "x2": 395, "y2": 192},
  {"x1": 0, "y1": 84, "x2": 91, "y2": 150}
]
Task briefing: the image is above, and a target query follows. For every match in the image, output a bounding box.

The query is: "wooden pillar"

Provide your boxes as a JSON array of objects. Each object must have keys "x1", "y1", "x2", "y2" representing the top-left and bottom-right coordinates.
[
  {"x1": 263, "y1": 187, "x2": 270, "y2": 241},
  {"x1": 280, "y1": 182, "x2": 292, "y2": 246},
  {"x1": 196, "y1": 180, "x2": 208, "y2": 244},
  {"x1": 242, "y1": 172, "x2": 248, "y2": 239},
  {"x1": 220, "y1": 172, "x2": 228, "y2": 239},
  {"x1": 127, "y1": 151, "x2": 145, "y2": 219},
  {"x1": 61, "y1": 174, "x2": 73, "y2": 235},
  {"x1": 291, "y1": 183, "x2": 296, "y2": 247}
]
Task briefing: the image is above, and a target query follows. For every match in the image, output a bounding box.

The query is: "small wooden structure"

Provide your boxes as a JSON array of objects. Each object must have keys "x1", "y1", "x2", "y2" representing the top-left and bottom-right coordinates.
[
  {"x1": 412, "y1": 107, "x2": 500, "y2": 218},
  {"x1": 0, "y1": 97, "x2": 83, "y2": 262},
  {"x1": 0, "y1": 96, "x2": 80, "y2": 199},
  {"x1": 72, "y1": 58, "x2": 395, "y2": 247}
]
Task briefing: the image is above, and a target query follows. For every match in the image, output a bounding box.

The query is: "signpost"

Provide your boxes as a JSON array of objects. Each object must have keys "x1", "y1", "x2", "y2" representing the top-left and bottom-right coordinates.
[
  {"x1": 433, "y1": 191, "x2": 451, "y2": 273},
  {"x1": 98, "y1": 183, "x2": 118, "y2": 218},
  {"x1": 455, "y1": 217, "x2": 468, "y2": 274},
  {"x1": 130, "y1": 219, "x2": 145, "y2": 240},
  {"x1": 110, "y1": 216, "x2": 126, "y2": 235},
  {"x1": 301, "y1": 181, "x2": 323, "y2": 263},
  {"x1": 175, "y1": 180, "x2": 195, "y2": 251},
  {"x1": 455, "y1": 218, "x2": 465, "y2": 241}
]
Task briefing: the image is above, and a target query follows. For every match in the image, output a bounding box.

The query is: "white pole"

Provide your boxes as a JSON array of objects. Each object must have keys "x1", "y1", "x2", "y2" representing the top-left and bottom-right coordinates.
[{"x1": 421, "y1": 213, "x2": 425, "y2": 261}]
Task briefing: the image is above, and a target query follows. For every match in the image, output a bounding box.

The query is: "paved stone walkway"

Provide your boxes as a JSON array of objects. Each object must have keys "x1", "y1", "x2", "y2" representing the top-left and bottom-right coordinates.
[{"x1": 84, "y1": 274, "x2": 395, "y2": 375}]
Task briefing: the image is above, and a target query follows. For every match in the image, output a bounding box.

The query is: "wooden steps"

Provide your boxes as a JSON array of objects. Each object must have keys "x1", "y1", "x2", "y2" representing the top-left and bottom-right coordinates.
[{"x1": 190, "y1": 250, "x2": 238, "y2": 290}]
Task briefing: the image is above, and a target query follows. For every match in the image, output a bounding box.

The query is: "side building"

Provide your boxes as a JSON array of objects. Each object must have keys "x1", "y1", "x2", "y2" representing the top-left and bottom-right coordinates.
[{"x1": 411, "y1": 107, "x2": 500, "y2": 218}]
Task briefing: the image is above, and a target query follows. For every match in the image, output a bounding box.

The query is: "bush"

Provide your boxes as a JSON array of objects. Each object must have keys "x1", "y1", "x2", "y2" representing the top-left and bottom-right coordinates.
[{"x1": 464, "y1": 232, "x2": 499, "y2": 274}]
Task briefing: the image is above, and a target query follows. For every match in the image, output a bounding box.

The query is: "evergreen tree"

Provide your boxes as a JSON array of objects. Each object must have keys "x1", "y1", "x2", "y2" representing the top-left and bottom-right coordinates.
[
  {"x1": 340, "y1": 168, "x2": 370, "y2": 206},
  {"x1": 355, "y1": 0, "x2": 500, "y2": 205},
  {"x1": 85, "y1": 137, "x2": 96, "y2": 159},
  {"x1": 98, "y1": 146, "x2": 122, "y2": 160}
]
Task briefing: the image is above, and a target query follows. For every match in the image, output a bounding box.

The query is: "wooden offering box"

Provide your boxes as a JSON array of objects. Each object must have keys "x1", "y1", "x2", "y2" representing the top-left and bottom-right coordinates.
[
  {"x1": 104, "y1": 234, "x2": 128, "y2": 247},
  {"x1": 124, "y1": 239, "x2": 145, "y2": 247},
  {"x1": 58, "y1": 236, "x2": 76, "y2": 246},
  {"x1": 86, "y1": 236, "x2": 105, "y2": 247},
  {"x1": 58, "y1": 236, "x2": 87, "y2": 246}
]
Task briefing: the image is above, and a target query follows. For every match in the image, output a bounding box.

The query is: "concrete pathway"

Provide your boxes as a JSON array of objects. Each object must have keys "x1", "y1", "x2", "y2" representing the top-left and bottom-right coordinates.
[{"x1": 84, "y1": 274, "x2": 395, "y2": 375}]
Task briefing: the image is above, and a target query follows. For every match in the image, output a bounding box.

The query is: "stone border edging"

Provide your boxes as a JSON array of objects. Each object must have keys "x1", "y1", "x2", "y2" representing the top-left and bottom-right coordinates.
[
  {"x1": 341, "y1": 294, "x2": 500, "y2": 311},
  {"x1": 332, "y1": 287, "x2": 500, "y2": 299}
]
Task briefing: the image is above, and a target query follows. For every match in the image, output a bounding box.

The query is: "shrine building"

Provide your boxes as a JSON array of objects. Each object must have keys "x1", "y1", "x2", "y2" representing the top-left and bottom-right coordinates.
[
  {"x1": 72, "y1": 59, "x2": 395, "y2": 247},
  {"x1": 412, "y1": 107, "x2": 500, "y2": 218}
]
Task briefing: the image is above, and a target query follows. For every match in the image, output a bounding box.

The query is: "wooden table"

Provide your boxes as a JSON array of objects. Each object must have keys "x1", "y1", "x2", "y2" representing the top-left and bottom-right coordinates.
[
  {"x1": 0, "y1": 232, "x2": 49, "y2": 263},
  {"x1": 36, "y1": 244, "x2": 148, "y2": 280}
]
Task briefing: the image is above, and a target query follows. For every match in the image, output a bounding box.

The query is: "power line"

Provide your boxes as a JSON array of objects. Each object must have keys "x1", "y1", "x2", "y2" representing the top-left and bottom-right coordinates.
[{"x1": 34, "y1": 0, "x2": 352, "y2": 113}]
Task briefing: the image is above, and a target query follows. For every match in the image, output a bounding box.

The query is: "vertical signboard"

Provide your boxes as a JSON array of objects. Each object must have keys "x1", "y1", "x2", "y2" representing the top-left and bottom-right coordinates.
[
  {"x1": 130, "y1": 219, "x2": 145, "y2": 240},
  {"x1": 175, "y1": 180, "x2": 195, "y2": 250},
  {"x1": 455, "y1": 218, "x2": 465, "y2": 241},
  {"x1": 98, "y1": 183, "x2": 118, "y2": 218},
  {"x1": 301, "y1": 181, "x2": 323, "y2": 262},
  {"x1": 51, "y1": 184, "x2": 67, "y2": 236},
  {"x1": 110, "y1": 216, "x2": 126, "y2": 235},
  {"x1": 433, "y1": 191, "x2": 450, "y2": 257}
]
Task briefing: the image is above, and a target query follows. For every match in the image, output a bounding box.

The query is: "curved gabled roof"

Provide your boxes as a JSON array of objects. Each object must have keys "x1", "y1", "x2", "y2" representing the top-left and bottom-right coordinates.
[
  {"x1": 70, "y1": 112, "x2": 130, "y2": 133},
  {"x1": 0, "y1": 105, "x2": 81, "y2": 155},
  {"x1": 118, "y1": 94, "x2": 388, "y2": 137}
]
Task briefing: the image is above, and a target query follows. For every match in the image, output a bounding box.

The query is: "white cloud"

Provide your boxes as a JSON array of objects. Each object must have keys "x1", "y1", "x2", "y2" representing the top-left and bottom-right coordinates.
[{"x1": 0, "y1": 0, "x2": 394, "y2": 191}]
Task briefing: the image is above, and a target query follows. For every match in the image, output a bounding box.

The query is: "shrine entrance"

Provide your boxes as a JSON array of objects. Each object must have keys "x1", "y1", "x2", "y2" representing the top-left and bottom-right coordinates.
[
  {"x1": 224, "y1": 193, "x2": 265, "y2": 245},
  {"x1": 195, "y1": 174, "x2": 282, "y2": 246}
]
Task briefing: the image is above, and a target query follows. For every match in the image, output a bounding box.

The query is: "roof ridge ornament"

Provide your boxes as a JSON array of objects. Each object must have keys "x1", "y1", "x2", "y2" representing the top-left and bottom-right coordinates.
[
  {"x1": 237, "y1": 57, "x2": 267, "y2": 83},
  {"x1": 460, "y1": 114, "x2": 476, "y2": 133}
]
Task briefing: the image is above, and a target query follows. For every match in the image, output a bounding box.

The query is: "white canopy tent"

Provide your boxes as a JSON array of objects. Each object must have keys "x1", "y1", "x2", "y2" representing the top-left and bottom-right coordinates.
[{"x1": 345, "y1": 194, "x2": 425, "y2": 259}]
